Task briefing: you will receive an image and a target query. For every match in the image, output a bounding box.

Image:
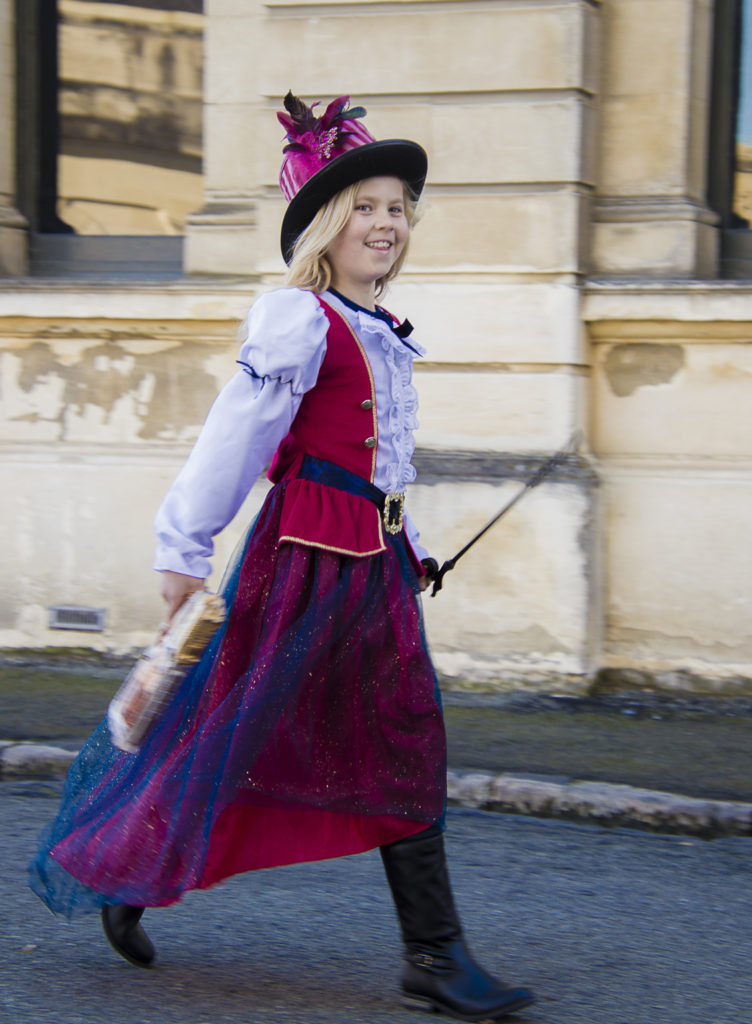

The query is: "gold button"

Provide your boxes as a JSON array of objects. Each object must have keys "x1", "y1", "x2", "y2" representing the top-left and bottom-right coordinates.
[
  {"x1": 364, "y1": 436, "x2": 376, "y2": 448},
  {"x1": 360, "y1": 399, "x2": 373, "y2": 411}
]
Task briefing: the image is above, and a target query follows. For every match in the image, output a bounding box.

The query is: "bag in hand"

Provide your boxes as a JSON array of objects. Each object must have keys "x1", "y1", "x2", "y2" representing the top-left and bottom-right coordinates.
[{"x1": 108, "y1": 591, "x2": 226, "y2": 753}]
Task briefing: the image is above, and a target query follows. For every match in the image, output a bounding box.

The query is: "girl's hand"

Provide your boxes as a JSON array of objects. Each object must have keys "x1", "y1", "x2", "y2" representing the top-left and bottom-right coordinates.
[
  {"x1": 160, "y1": 571, "x2": 206, "y2": 624},
  {"x1": 419, "y1": 558, "x2": 439, "y2": 593}
]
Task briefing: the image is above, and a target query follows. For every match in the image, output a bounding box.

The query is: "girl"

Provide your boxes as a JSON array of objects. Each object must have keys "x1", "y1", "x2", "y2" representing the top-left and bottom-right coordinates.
[{"x1": 30, "y1": 93, "x2": 535, "y2": 1023}]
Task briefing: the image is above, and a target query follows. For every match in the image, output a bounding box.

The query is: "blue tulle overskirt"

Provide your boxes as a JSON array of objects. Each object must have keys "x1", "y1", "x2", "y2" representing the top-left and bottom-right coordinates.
[{"x1": 29, "y1": 484, "x2": 446, "y2": 918}]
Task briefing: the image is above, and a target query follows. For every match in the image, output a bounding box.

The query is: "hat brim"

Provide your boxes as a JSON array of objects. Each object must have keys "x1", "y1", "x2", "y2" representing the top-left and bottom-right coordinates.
[{"x1": 280, "y1": 139, "x2": 428, "y2": 263}]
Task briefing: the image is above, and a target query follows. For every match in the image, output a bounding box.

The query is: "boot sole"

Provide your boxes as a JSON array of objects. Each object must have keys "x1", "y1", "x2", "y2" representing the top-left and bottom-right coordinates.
[{"x1": 402, "y1": 991, "x2": 536, "y2": 1022}]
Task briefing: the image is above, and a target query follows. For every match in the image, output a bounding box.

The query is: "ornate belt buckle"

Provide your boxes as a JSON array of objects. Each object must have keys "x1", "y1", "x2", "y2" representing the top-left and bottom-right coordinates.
[{"x1": 383, "y1": 492, "x2": 405, "y2": 535}]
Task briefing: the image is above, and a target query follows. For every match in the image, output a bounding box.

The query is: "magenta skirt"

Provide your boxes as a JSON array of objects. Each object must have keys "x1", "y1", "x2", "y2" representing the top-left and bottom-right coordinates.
[{"x1": 29, "y1": 483, "x2": 446, "y2": 918}]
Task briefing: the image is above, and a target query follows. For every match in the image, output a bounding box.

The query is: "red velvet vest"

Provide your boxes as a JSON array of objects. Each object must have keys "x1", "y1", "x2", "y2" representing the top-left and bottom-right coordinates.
[{"x1": 267, "y1": 297, "x2": 391, "y2": 558}]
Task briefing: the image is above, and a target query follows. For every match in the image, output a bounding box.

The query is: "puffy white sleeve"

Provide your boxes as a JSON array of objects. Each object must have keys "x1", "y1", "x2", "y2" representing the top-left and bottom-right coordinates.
[{"x1": 153, "y1": 288, "x2": 328, "y2": 578}]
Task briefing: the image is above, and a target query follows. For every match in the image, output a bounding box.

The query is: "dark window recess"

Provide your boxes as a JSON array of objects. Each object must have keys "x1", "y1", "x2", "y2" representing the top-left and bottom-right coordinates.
[
  {"x1": 71, "y1": 1, "x2": 202, "y2": 12},
  {"x1": 15, "y1": 0, "x2": 73, "y2": 235},
  {"x1": 708, "y1": 0, "x2": 752, "y2": 276},
  {"x1": 15, "y1": 0, "x2": 203, "y2": 276}
]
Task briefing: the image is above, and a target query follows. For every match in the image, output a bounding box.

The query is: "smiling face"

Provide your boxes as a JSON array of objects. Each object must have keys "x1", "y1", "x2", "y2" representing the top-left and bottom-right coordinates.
[{"x1": 325, "y1": 176, "x2": 409, "y2": 308}]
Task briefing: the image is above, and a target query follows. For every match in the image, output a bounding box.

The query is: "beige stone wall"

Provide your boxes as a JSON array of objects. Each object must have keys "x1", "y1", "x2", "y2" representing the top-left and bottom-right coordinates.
[
  {"x1": 585, "y1": 283, "x2": 752, "y2": 687},
  {"x1": 184, "y1": 0, "x2": 600, "y2": 686},
  {"x1": 581, "y1": 0, "x2": 752, "y2": 689},
  {"x1": 0, "y1": 282, "x2": 257, "y2": 648},
  {"x1": 1, "y1": 0, "x2": 750, "y2": 691}
]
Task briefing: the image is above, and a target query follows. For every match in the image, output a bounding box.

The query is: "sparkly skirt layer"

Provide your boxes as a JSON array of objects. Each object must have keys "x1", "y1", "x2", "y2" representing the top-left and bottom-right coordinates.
[{"x1": 29, "y1": 484, "x2": 447, "y2": 918}]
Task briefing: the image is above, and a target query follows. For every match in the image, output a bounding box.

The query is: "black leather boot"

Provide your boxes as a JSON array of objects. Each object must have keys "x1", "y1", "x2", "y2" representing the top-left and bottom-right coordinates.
[
  {"x1": 101, "y1": 905, "x2": 155, "y2": 968},
  {"x1": 380, "y1": 829, "x2": 535, "y2": 1021}
]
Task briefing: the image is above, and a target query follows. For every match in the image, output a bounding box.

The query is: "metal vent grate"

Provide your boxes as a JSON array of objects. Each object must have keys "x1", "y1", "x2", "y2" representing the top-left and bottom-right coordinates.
[{"x1": 48, "y1": 606, "x2": 107, "y2": 632}]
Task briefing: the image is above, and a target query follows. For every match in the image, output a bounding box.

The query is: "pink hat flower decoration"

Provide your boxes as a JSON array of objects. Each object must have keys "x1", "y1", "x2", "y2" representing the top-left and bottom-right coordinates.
[{"x1": 278, "y1": 92, "x2": 374, "y2": 203}]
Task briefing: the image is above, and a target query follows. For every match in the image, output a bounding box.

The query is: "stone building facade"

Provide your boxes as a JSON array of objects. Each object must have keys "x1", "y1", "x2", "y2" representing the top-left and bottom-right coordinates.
[{"x1": 1, "y1": 0, "x2": 750, "y2": 693}]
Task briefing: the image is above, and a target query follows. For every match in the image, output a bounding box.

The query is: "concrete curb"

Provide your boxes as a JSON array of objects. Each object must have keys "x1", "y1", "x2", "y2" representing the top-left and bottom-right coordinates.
[
  {"x1": 448, "y1": 770, "x2": 752, "y2": 838},
  {"x1": 2, "y1": 743, "x2": 750, "y2": 838},
  {"x1": 0, "y1": 742, "x2": 76, "y2": 779}
]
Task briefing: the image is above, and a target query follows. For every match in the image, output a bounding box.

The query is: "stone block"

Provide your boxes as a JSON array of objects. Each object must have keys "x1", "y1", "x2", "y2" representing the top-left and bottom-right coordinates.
[
  {"x1": 688, "y1": 95, "x2": 711, "y2": 198},
  {"x1": 203, "y1": 104, "x2": 260, "y2": 191},
  {"x1": 0, "y1": 223, "x2": 28, "y2": 276},
  {"x1": 0, "y1": 323, "x2": 239, "y2": 446},
  {"x1": 0, "y1": 449, "x2": 269, "y2": 649},
  {"x1": 596, "y1": 0, "x2": 714, "y2": 199},
  {"x1": 412, "y1": 475, "x2": 594, "y2": 682},
  {"x1": 415, "y1": 369, "x2": 583, "y2": 452},
  {"x1": 259, "y1": 97, "x2": 595, "y2": 188},
  {"x1": 261, "y1": 3, "x2": 594, "y2": 97},
  {"x1": 583, "y1": 281, "x2": 752, "y2": 325},
  {"x1": 184, "y1": 215, "x2": 259, "y2": 276},
  {"x1": 407, "y1": 190, "x2": 585, "y2": 272},
  {"x1": 601, "y1": 0, "x2": 694, "y2": 97},
  {"x1": 250, "y1": 195, "x2": 288, "y2": 273},
  {"x1": 591, "y1": 339, "x2": 752, "y2": 457},
  {"x1": 205, "y1": 15, "x2": 259, "y2": 105},
  {"x1": 0, "y1": 283, "x2": 254, "y2": 323},
  {"x1": 599, "y1": 94, "x2": 688, "y2": 193},
  {"x1": 430, "y1": 98, "x2": 594, "y2": 186},
  {"x1": 390, "y1": 280, "x2": 584, "y2": 365},
  {"x1": 210, "y1": 0, "x2": 255, "y2": 14},
  {"x1": 601, "y1": 468, "x2": 752, "y2": 668},
  {"x1": 590, "y1": 216, "x2": 718, "y2": 278}
]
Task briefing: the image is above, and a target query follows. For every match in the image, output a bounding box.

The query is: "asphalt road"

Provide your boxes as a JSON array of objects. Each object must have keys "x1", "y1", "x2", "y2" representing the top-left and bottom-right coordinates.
[{"x1": 2, "y1": 781, "x2": 750, "y2": 1024}]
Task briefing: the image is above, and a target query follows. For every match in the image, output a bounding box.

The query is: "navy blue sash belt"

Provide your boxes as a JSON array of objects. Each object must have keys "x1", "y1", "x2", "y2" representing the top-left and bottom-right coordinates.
[{"x1": 298, "y1": 454, "x2": 405, "y2": 535}]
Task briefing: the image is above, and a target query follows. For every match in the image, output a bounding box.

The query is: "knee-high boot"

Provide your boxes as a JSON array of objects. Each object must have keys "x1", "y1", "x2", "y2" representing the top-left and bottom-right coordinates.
[
  {"x1": 380, "y1": 829, "x2": 535, "y2": 1021},
  {"x1": 101, "y1": 905, "x2": 155, "y2": 967}
]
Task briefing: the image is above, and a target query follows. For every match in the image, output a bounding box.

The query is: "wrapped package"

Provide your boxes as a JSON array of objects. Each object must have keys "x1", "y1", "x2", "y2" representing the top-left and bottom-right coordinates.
[{"x1": 108, "y1": 591, "x2": 226, "y2": 753}]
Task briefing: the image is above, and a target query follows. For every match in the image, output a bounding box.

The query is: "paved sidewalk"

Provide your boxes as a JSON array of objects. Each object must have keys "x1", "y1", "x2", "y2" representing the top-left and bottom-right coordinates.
[{"x1": 2, "y1": 652, "x2": 751, "y2": 837}]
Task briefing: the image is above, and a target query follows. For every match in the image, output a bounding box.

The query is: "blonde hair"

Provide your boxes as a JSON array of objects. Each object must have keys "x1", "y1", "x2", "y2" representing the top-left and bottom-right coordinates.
[{"x1": 285, "y1": 180, "x2": 420, "y2": 298}]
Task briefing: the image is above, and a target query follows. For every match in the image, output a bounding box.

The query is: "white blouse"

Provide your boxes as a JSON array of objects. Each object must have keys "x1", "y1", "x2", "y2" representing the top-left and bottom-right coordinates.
[{"x1": 153, "y1": 287, "x2": 429, "y2": 579}]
